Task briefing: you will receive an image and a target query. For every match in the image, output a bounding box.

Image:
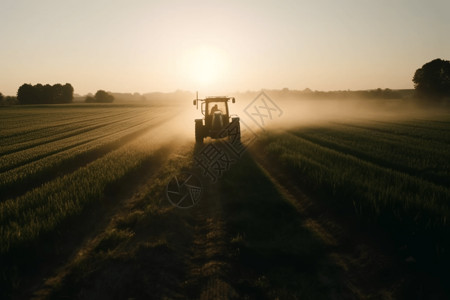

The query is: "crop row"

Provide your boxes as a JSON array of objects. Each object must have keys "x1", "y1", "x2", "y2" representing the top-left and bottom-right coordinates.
[
  {"x1": 0, "y1": 107, "x2": 143, "y2": 146},
  {"x1": 0, "y1": 110, "x2": 174, "y2": 201},
  {"x1": 289, "y1": 122, "x2": 450, "y2": 187},
  {"x1": 337, "y1": 118, "x2": 450, "y2": 145},
  {"x1": 0, "y1": 107, "x2": 96, "y2": 137},
  {"x1": 0, "y1": 127, "x2": 167, "y2": 295},
  {"x1": 0, "y1": 109, "x2": 159, "y2": 171},
  {"x1": 259, "y1": 123, "x2": 450, "y2": 265},
  {"x1": 1, "y1": 120, "x2": 123, "y2": 156},
  {"x1": 0, "y1": 145, "x2": 149, "y2": 253},
  {"x1": 385, "y1": 118, "x2": 450, "y2": 132},
  {"x1": 0, "y1": 109, "x2": 147, "y2": 156}
]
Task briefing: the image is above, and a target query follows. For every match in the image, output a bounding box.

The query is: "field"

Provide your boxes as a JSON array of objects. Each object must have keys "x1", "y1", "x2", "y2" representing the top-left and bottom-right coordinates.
[
  {"x1": 1, "y1": 101, "x2": 450, "y2": 299},
  {"x1": 257, "y1": 119, "x2": 450, "y2": 263}
]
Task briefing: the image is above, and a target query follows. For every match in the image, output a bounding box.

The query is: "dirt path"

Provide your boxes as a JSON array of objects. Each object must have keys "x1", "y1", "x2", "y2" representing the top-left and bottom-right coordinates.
[{"x1": 182, "y1": 175, "x2": 238, "y2": 299}]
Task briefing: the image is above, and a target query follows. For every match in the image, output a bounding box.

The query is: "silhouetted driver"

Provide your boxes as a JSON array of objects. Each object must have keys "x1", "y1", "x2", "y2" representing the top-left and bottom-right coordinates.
[{"x1": 210, "y1": 104, "x2": 219, "y2": 114}]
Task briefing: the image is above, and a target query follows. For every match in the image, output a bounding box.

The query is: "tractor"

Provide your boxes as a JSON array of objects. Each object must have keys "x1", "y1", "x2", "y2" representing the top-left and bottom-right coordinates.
[{"x1": 193, "y1": 94, "x2": 240, "y2": 144}]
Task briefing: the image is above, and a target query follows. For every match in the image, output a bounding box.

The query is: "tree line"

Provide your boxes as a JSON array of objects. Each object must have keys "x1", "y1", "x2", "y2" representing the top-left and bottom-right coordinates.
[
  {"x1": 1, "y1": 59, "x2": 449, "y2": 106},
  {"x1": 1, "y1": 86, "x2": 115, "y2": 105},
  {"x1": 266, "y1": 87, "x2": 405, "y2": 100},
  {"x1": 17, "y1": 83, "x2": 74, "y2": 104}
]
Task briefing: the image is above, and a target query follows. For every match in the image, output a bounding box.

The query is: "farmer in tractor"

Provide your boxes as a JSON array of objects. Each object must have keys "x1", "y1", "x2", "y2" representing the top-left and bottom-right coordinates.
[{"x1": 210, "y1": 104, "x2": 219, "y2": 114}]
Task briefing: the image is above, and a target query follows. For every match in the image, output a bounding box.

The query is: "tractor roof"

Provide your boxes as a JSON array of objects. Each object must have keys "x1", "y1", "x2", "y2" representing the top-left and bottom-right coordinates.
[{"x1": 204, "y1": 96, "x2": 233, "y2": 102}]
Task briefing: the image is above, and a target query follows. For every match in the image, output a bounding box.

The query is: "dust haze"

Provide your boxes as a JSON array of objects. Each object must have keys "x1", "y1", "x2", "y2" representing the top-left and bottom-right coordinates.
[
  {"x1": 230, "y1": 92, "x2": 448, "y2": 133},
  {"x1": 139, "y1": 90, "x2": 449, "y2": 142}
]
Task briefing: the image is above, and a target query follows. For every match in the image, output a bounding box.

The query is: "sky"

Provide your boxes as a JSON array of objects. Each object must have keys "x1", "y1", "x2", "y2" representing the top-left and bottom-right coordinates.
[{"x1": 0, "y1": 0, "x2": 449, "y2": 96}]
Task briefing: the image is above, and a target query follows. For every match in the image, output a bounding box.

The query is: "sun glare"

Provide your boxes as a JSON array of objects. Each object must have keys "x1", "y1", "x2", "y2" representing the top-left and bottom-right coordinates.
[{"x1": 186, "y1": 45, "x2": 229, "y2": 89}]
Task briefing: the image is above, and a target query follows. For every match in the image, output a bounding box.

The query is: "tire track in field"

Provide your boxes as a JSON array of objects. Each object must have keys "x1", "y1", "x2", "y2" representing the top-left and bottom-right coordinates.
[
  {"x1": 183, "y1": 170, "x2": 239, "y2": 300},
  {"x1": 0, "y1": 112, "x2": 178, "y2": 202},
  {"x1": 248, "y1": 144, "x2": 406, "y2": 299}
]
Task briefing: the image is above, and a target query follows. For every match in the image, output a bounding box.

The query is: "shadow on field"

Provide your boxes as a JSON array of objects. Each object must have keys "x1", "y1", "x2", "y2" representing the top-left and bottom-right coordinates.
[{"x1": 21, "y1": 140, "x2": 347, "y2": 299}]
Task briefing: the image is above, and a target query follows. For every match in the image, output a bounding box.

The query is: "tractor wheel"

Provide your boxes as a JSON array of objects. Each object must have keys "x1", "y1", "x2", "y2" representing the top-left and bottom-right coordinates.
[
  {"x1": 195, "y1": 120, "x2": 204, "y2": 143},
  {"x1": 230, "y1": 118, "x2": 241, "y2": 143}
]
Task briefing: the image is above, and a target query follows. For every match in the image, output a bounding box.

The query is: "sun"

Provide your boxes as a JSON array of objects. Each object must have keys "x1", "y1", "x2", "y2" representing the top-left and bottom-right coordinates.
[{"x1": 187, "y1": 45, "x2": 229, "y2": 88}]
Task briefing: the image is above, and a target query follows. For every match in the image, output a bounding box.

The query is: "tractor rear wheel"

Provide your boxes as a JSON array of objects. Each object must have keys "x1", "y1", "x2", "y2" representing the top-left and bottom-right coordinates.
[
  {"x1": 230, "y1": 118, "x2": 241, "y2": 143},
  {"x1": 195, "y1": 120, "x2": 204, "y2": 143}
]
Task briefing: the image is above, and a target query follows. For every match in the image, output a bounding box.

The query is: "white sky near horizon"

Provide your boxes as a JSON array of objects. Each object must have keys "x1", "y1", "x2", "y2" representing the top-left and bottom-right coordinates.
[{"x1": 0, "y1": 0, "x2": 449, "y2": 96}]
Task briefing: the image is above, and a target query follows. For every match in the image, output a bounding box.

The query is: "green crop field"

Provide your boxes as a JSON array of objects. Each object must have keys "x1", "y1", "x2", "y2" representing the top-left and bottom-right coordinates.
[
  {"x1": 1, "y1": 102, "x2": 450, "y2": 299},
  {"x1": 256, "y1": 116, "x2": 450, "y2": 268},
  {"x1": 0, "y1": 104, "x2": 181, "y2": 296},
  {"x1": 0, "y1": 104, "x2": 176, "y2": 200}
]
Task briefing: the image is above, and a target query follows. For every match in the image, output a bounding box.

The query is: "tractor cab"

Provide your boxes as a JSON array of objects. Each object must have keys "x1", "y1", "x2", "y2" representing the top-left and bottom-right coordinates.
[
  {"x1": 205, "y1": 98, "x2": 230, "y2": 130},
  {"x1": 193, "y1": 95, "x2": 240, "y2": 143}
]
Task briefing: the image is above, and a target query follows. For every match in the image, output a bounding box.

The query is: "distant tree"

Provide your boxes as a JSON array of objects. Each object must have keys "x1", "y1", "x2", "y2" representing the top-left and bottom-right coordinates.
[
  {"x1": 94, "y1": 90, "x2": 114, "y2": 103},
  {"x1": 17, "y1": 83, "x2": 74, "y2": 104},
  {"x1": 52, "y1": 84, "x2": 63, "y2": 103},
  {"x1": 413, "y1": 58, "x2": 450, "y2": 100},
  {"x1": 17, "y1": 84, "x2": 36, "y2": 104},
  {"x1": 0, "y1": 92, "x2": 3, "y2": 103},
  {"x1": 61, "y1": 83, "x2": 74, "y2": 103},
  {"x1": 42, "y1": 84, "x2": 53, "y2": 103}
]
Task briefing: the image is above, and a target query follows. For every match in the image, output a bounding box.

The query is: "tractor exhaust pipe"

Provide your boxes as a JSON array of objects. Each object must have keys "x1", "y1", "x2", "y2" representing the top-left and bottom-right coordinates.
[{"x1": 193, "y1": 91, "x2": 199, "y2": 109}]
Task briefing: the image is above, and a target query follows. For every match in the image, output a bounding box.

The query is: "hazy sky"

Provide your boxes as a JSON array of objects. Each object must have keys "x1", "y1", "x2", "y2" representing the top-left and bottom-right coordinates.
[{"x1": 1, "y1": 0, "x2": 449, "y2": 95}]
